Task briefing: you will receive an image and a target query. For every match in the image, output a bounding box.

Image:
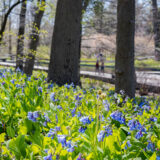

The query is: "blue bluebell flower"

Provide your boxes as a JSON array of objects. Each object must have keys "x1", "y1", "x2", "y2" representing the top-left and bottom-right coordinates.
[
  {"x1": 79, "y1": 116, "x2": 91, "y2": 125},
  {"x1": 75, "y1": 94, "x2": 83, "y2": 101},
  {"x1": 110, "y1": 111, "x2": 125, "y2": 124},
  {"x1": 135, "y1": 130, "x2": 143, "y2": 139},
  {"x1": 83, "y1": 90, "x2": 87, "y2": 94},
  {"x1": 48, "y1": 83, "x2": 54, "y2": 89},
  {"x1": 119, "y1": 90, "x2": 125, "y2": 95},
  {"x1": 71, "y1": 107, "x2": 77, "y2": 117},
  {"x1": 97, "y1": 130, "x2": 106, "y2": 142},
  {"x1": 10, "y1": 79, "x2": 15, "y2": 84},
  {"x1": 67, "y1": 146, "x2": 75, "y2": 152},
  {"x1": 56, "y1": 114, "x2": 58, "y2": 123},
  {"x1": 16, "y1": 67, "x2": 22, "y2": 72},
  {"x1": 157, "y1": 156, "x2": 160, "y2": 160},
  {"x1": 125, "y1": 141, "x2": 131, "y2": 149},
  {"x1": 150, "y1": 117, "x2": 157, "y2": 122},
  {"x1": 65, "y1": 140, "x2": 77, "y2": 152},
  {"x1": 55, "y1": 126, "x2": 61, "y2": 131},
  {"x1": 43, "y1": 114, "x2": 50, "y2": 126},
  {"x1": 114, "y1": 93, "x2": 118, "y2": 99},
  {"x1": 104, "y1": 126, "x2": 113, "y2": 136},
  {"x1": 79, "y1": 126, "x2": 87, "y2": 133},
  {"x1": 44, "y1": 149, "x2": 48, "y2": 153},
  {"x1": 43, "y1": 154, "x2": 52, "y2": 160},
  {"x1": 16, "y1": 84, "x2": 20, "y2": 88},
  {"x1": 97, "y1": 126, "x2": 112, "y2": 142},
  {"x1": 128, "y1": 119, "x2": 142, "y2": 131},
  {"x1": 65, "y1": 141, "x2": 72, "y2": 148},
  {"x1": 33, "y1": 111, "x2": 39, "y2": 119},
  {"x1": 138, "y1": 111, "x2": 143, "y2": 115},
  {"x1": 77, "y1": 112, "x2": 81, "y2": 118},
  {"x1": 27, "y1": 77, "x2": 31, "y2": 81},
  {"x1": 143, "y1": 105, "x2": 151, "y2": 111},
  {"x1": 147, "y1": 141, "x2": 155, "y2": 152},
  {"x1": 43, "y1": 122, "x2": 47, "y2": 127},
  {"x1": 44, "y1": 114, "x2": 50, "y2": 122},
  {"x1": 38, "y1": 87, "x2": 42, "y2": 93},
  {"x1": 57, "y1": 105, "x2": 62, "y2": 110},
  {"x1": 2, "y1": 74, "x2": 6, "y2": 78},
  {"x1": 103, "y1": 100, "x2": 110, "y2": 111},
  {"x1": 27, "y1": 112, "x2": 36, "y2": 122},
  {"x1": 57, "y1": 135, "x2": 66, "y2": 147},
  {"x1": 64, "y1": 84, "x2": 71, "y2": 89},
  {"x1": 47, "y1": 129, "x2": 55, "y2": 139},
  {"x1": 77, "y1": 154, "x2": 82, "y2": 160},
  {"x1": 50, "y1": 93, "x2": 55, "y2": 101}
]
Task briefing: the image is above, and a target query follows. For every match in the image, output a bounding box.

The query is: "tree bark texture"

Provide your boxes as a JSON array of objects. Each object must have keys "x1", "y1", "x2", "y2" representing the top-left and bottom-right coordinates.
[
  {"x1": 152, "y1": 0, "x2": 160, "y2": 61},
  {"x1": 24, "y1": 0, "x2": 46, "y2": 75},
  {"x1": 115, "y1": 0, "x2": 135, "y2": 98},
  {"x1": 16, "y1": 1, "x2": 27, "y2": 71},
  {"x1": 48, "y1": 0, "x2": 82, "y2": 86}
]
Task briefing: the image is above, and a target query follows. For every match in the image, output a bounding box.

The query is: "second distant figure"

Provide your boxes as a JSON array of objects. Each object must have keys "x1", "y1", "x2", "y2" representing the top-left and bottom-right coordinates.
[
  {"x1": 101, "y1": 60, "x2": 104, "y2": 74},
  {"x1": 95, "y1": 60, "x2": 100, "y2": 73}
]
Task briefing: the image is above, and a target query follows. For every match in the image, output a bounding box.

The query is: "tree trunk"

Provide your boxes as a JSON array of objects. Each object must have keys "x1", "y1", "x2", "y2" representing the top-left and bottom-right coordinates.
[
  {"x1": 24, "y1": 0, "x2": 46, "y2": 75},
  {"x1": 16, "y1": 1, "x2": 27, "y2": 71},
  {"x1": 8, "y1": 0, "x2": 12, "y2": 59},
  {"x1": 47, "y1": 0, "x2": 82, "y2": 86},
  {"x1": 9, "y1": 16, "x2": 12, "y2": 59},
  {"x1": 0, "y1": 0, "x2": 26, "y2": 44},
  {"x1": 115, "y1": 0, "x2": 135, "y2": 98},
  {"x1": 152, "y1": 0, "x2": 160, "y2": 61}
]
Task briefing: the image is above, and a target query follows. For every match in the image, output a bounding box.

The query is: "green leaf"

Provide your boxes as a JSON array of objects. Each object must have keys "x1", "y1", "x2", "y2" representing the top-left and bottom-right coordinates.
[
  {"x1": 119, "y1": 128, "x2": 127, "y2": 141},
  {"x1": 7, "y1": 126, "x2": 15, "y2": 138}
]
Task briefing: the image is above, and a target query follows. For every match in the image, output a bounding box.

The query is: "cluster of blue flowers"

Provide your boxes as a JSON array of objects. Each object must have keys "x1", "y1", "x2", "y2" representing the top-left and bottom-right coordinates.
[
  {"x1": 128, "y1": 119, "x2": 142, "y2": 131},
  {"x1": 128, "y1": 119, "x2": 146, "y2": 139},
  {"x1": 97, "y1": 126, "x2": 112, "y2": 142},
  {"x1": 79, "y1": 116, "x2": 91, "y2": 125},
  {"x1": 150, "y1": 117, "x2": 157, "y2": 122},
  {"x1": 50, "y1": 93, "x2": 58, "y2": 102},
  {"x1": 78, "y1": 116, "x2": 92, "y2": 133},
  {"x1": 147, "y1": 141, "x2": 155, "y2": 152},
  {"x1": 27, "y1": 111, "x2": 39, "y2": 122},
  {"x1": 110, "y1": 111, "x2": 125, "y2": 124}
]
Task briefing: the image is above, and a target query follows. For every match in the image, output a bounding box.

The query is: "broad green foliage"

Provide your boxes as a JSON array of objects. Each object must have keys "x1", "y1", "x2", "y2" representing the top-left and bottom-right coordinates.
[{"x1": 0, "y1": 69, "x2": 160, "y2": 160}]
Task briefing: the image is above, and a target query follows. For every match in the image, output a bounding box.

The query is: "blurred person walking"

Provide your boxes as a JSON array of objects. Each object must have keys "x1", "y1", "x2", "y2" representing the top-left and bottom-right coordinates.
[{"x1": 95, "y1": 60, "x2": 100, "y2": 74}]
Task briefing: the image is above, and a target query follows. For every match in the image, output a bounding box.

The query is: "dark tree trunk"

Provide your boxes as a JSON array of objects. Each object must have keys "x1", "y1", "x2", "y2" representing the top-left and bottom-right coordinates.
[
  {"x1": 9, "y1": 16, "x2": 12, "y2": 59},
  {"x1": 24, "y1": 0, "x2": 46, "y2": 75},
  {"x1": 0, "y1": 0, "x2": 25, "y2": 44},
  {"x1": 8, "y1": 0, "x2": 12, "y2": 59},
  {"x1": 152, "y1": 0, "x2": 160, "y2": 61},
  {"x1": 47, "y1": 0, "x2": 82, "y2": 85},
  {"x1": 16, "y1": 1, "x2": 27, "y2": 71},
  {"x1": 115, "y1": 0, "x2": 135, "y2": 98}
]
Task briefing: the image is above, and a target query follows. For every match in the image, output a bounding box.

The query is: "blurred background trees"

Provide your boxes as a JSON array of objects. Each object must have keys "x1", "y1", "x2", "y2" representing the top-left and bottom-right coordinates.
[{"x1": 0, "y1": 0, "x2": 160, "y2": 97}]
